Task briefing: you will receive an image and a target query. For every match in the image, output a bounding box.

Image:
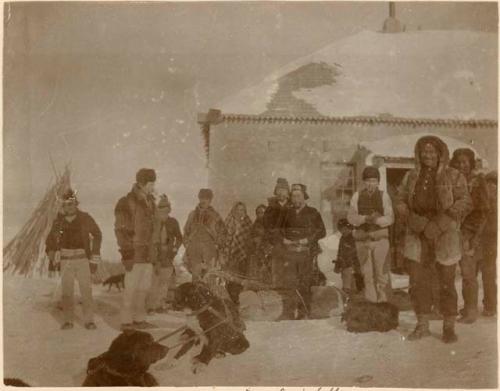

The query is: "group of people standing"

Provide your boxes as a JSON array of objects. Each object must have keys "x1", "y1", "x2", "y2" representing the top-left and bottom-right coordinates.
[
  {"x1": 45, "y1": 166, "x2": 329, "y2": 329},
  {"x1": 335, "y1": 135, "x2": 497, "y2": 344},
  {"x1": 399, "y1": 136, "x2": 497, "y2": 343},
  {"x1": 45, "y1": 135, "x2": 497, "y2": 341},
  {"x1": 113, "y1": 170, "x2": 329, "y2": 328}
]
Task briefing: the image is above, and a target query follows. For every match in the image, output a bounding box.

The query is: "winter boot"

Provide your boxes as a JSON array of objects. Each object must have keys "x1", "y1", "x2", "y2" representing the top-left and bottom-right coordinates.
[
  {"x1": 457, "y1": 308, "x2": 477, "y2": 324},
  {"x1": 407, "y1": 314, "x2": 431, "y2": 341},
  {"x1": 442, "y1": 316, "x2": 458, "y2": 343},
  {"x1": 482, "y1": 309, "x2": 497, "y2": 317}
]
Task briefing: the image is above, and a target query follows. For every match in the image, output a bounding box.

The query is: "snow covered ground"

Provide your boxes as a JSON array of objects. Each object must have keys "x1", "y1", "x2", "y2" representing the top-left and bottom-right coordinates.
[{"x1": 3, "y1": 273, "x2": 497, "y2": 388}]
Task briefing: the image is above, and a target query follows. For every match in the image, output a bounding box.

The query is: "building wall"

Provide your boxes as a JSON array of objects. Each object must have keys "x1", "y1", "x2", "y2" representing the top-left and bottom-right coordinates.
[{"x1": 207, "y1": 120, "x2": 497, "y2": 230}]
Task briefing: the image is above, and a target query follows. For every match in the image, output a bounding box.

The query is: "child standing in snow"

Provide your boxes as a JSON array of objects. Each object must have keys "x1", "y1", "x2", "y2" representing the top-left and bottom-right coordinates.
[{"x1": 333, "y1": 219, "x2": 361, "y2": 294}]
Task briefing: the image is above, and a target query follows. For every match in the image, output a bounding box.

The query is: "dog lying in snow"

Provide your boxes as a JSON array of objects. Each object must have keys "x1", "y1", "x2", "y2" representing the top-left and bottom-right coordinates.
[
  {"x1": 341, "y1": 299, "x2": 399, "y2": 333},
  {"x1": 102, "y1": 273, "x2": 125, "y2": 292},
  {"x1": 82, "y1": 330, "x2": 168, "y2": 386},
  {"x1": 173, "y1": 281, "x2": 250, "y2": 373}
]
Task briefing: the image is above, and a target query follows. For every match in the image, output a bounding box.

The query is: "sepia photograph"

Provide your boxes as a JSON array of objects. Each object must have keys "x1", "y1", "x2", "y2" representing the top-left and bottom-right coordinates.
[{"x1": 2, "y1": 1, "x2": 498, "y2": 388}]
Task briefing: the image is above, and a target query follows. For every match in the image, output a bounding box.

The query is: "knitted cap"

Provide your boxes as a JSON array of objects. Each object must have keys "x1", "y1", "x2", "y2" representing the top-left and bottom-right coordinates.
[
  {"x1": 158, "y1": 194, "x2": 170, "y2": 209},
  {"x1": 337, "y1": 218, "x2": 353, "y2": 230},
  {"x1": 274, "y1": 177, "x2": 290, "y2": 195},
  {"x1": 198, "y1": 188, "x2": 214, "y2": 199},
  {"x1": 291, "y1": 183, "x2": 309, "y2": 200},
  {"x1": 255, "y1": 204, "x2": 267, "y2": 213},
  {"x1": 451, "y1": 148, "x2": 476, "y2": 171},
  {"x1": 362, "y1": 166, "x2": 380, "y2": 181}
]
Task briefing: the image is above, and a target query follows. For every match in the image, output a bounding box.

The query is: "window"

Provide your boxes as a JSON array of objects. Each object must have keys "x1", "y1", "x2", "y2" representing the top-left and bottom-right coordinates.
[{"x1": 320, "y1": 162, "x2": 356, "y2": 231}]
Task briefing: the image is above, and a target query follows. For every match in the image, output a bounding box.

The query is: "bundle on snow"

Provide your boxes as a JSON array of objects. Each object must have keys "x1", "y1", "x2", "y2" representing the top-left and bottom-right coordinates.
[
  {"x1": 3, "y1": 166, "x2": 71, "y2": 277},
  {"x1": 341, "y1": 300, "x2": 399, "y2": 333}
]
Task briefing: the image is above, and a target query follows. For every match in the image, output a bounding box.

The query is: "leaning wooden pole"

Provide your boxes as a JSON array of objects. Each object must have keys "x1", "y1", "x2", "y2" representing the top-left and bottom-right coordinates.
[{"x1": 3, "y1": 162, "x2": 72, "y2": 277}]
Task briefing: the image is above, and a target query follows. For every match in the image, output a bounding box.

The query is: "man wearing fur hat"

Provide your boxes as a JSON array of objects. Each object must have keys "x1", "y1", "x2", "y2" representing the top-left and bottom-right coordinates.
[
  {"x1": 183, "y1": 188, "x2": 226, "y2": 281},
  {"x1": 348, "y1": 166, "x2": 394, "y2": 303},
  {"x1": 279, "y1": 183, "x2": 326, "y2": 319},
  {"x1": 146, "y1": 194, "x2": 183, "y2": 314},
  {"x1": 263, "y1": 178, "x2": 293, "y2": 287},
  {"x1": 46, "y1": 189, "x2": 102, "y2": 330},
  {"x1": 449, "y1": 148, "x2": 489, "y2": 323},
  {"x1": 114, "y1": 168, "x2": 158, "y2": 330},
  {"x1": 395, "y1": 136, "x2": 472, "y2": 343}
]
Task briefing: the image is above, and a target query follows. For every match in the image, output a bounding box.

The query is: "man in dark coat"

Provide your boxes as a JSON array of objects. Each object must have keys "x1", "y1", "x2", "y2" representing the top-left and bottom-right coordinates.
[
  {"x1": 450, "y1": 148, "x2": 489, "y2": 323},
  {"x1": 395, "y1": 136, "x2": 472, "y2": 343},
  {"x1": 46, "y1": 189, "x2": 102, "y2": 330},
  {"x1": 114, "y1": 168, "x2": 157, "y2": 330},
  {"x1": 183, "y1": 189, "x2": 226, "y2": 281},
  {"x1": 263, "y1": 178, "x2": 293, "y2": 287},
  {"x1": 146, "y1": 194, "x2": 183, "y2": 314},
  {"x1": 279, "y1": 184, "x2": 326, "y2": 319}
]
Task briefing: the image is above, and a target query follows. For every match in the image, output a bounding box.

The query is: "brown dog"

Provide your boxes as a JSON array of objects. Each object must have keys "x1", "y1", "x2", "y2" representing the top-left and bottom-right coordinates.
[
  {"x1": 102, "y1": 273, "x2": 125, "y2": 292},
  {"x1": 83, "y1": 330, "x2": 168, "y2": 386}
]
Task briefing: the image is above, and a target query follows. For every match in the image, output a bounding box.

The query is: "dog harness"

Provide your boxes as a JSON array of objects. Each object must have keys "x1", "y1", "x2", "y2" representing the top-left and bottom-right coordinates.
[{"x1": 155, "y1": 300, "x2": 242, "y2": 348}]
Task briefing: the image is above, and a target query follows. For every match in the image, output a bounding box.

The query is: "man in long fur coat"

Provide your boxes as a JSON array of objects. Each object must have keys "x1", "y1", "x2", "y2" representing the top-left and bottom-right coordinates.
[{"x1": 394, "y1": 135, "x2": 472, "y2": 344}]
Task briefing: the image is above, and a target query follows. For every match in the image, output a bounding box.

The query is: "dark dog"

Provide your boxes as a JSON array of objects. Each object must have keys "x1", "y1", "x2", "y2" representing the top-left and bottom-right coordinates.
[
  {"x1": 83, "y1": 330, "x2": 168, "y2": 386},
  {"x1": 173, "y1": 281, "x2": 250, "y2": 372},
  {"x1": 103, "y1": 273, "x2": 125, "y2": 292},
  {"x1": 4, "y1": 378, "x2": 30, "y2": 387},
  {"x1": 342, "y1": 300, "x2": 399, "y2": 333},
  {"x1": 225, "y1": 281, "x2": 244, "y2": 305}
]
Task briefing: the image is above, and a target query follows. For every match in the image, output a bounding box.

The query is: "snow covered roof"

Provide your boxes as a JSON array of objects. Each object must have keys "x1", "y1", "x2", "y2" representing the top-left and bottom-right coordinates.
[
  {"x1": 218, "y1": 30, "x2": 498, "y2": 120},
  {"x1": 360, "y1": 132, "x2": 481, "y2": 159}
]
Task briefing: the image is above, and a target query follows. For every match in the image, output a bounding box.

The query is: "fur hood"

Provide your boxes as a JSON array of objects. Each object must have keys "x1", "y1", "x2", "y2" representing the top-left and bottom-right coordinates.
[{"x1": 414, "y1": 135, "x2": 450, "y2": 174}]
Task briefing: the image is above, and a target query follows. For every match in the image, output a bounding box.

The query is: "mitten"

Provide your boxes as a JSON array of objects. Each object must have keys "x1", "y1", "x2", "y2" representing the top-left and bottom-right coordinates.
[
  {"x1": 89, "y1": 263, "x2": 98, "y2": 274},
  {"x1": 120, "y1": 248, "x2": 134, "y2": 272},
  {"x1": 364, "y1": 215, "x2": 375, "y2": 224},
  {"x1": 90, "y1": 255, "x2": 101, "y2": 274},
  {"x1": 408, "y1": 212, "x2": 429, "y2": 234},
  {"x1": 424, "y1": 221, "x2": 441, "y2": 241}
]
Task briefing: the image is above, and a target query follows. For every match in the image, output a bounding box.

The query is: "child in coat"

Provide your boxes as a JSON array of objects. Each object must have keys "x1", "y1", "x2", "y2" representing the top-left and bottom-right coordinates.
[{"x1": 333, "y1": 219, "x2": 363, "y2": 294}]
